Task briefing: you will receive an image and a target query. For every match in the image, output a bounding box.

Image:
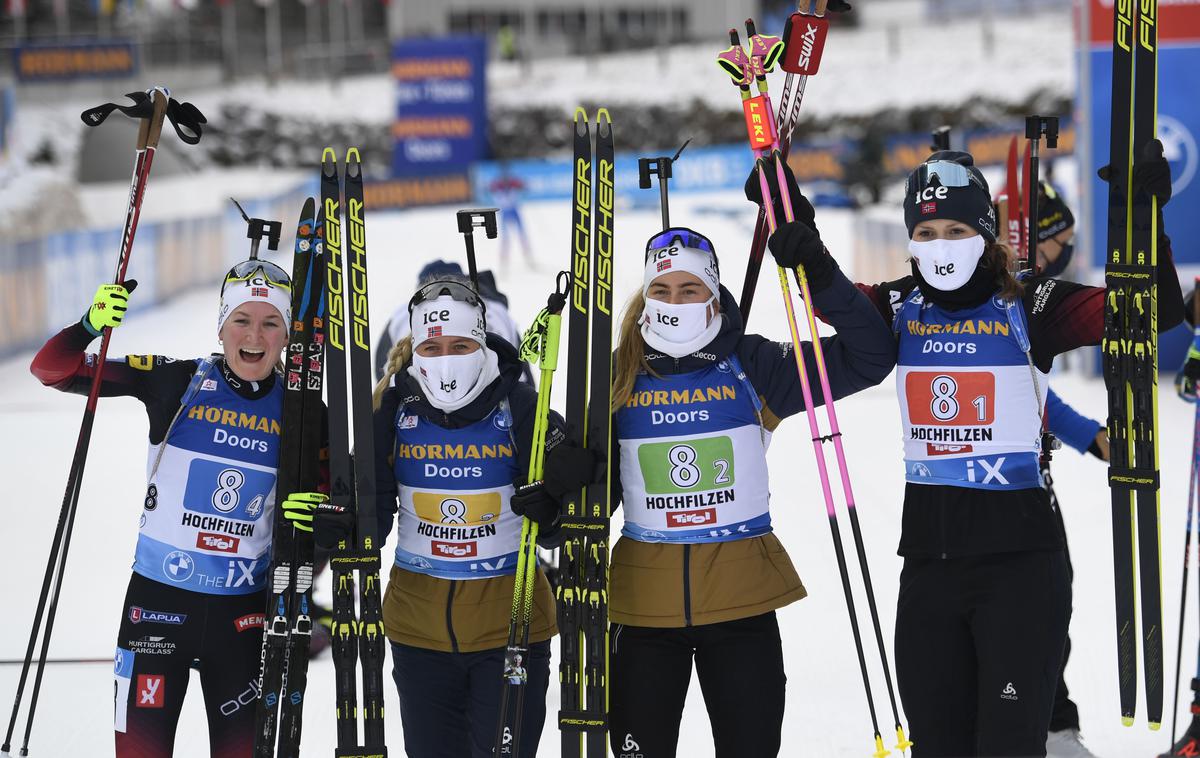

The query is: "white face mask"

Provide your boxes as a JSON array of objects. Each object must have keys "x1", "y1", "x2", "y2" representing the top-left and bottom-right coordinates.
[
  {"x1": 410, "y1": 351, "x2": 487, "y2": 409},
  {"x1": 908, "y1": 236, "x2": 986, "y2": 291},
  {"x1": 640, "y1": 296, "x2": 721, "y2": 359}
]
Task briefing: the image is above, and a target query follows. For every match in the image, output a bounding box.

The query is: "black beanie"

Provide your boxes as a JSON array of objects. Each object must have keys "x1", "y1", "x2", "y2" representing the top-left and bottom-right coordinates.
[
  {"x1": 1037, "y1": 181, "x2": 1075, "y2": 242},
  {"x1": 903, "y1": 150, "x2": 998, "y2": 243}
]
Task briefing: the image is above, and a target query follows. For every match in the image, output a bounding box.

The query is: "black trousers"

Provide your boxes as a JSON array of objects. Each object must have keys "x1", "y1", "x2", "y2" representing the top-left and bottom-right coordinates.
[
  {"x1": 390, "y1": 639, "x2": 551, "y2": 758},
  {"x1": 113, "y1": 572, "x2": 266, "y2": 758},
  {"x1": 1046, "y1": 472, "x2": 1080, "y2": 732},
  {"x1": 609, "y1": 611, "x2": 786, "y2": 758},
  {"x1": 895, "y1": 551, "x2": 1071, "y2": 757}
]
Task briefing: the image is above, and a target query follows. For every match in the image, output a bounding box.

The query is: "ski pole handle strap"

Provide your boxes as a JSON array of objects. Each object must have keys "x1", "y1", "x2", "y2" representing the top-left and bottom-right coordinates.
[
  {"x1": 80, "y1": 88, "x2": 207, "y2": 146},
  {"x1": 1108, "y1": 466, "x2": 1160, "y2": 491}
]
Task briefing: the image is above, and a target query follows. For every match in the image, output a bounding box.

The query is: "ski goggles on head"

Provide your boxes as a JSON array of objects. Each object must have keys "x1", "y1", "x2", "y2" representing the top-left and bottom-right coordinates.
[
  {"x1": 220, "y1": 259, "x2": 291, "y2": 296},
  {"x1": 644, "y1": 227, "x2": 717, "y2": 261},
  {"x1": 407, "y1": 279, "x2": 486, "y2": 316},
  {"x1": 905, "y1": 160, "x2": 987, "y2": 195}
]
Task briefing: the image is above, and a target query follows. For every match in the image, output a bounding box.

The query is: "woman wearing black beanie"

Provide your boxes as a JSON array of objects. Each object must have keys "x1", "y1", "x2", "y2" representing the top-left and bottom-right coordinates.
[{"x1": 761, "y1": 146, "x2": 1184, "y2": 755}]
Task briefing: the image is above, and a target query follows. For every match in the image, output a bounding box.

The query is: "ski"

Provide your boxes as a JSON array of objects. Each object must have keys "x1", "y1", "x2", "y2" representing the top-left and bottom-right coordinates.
[
  {"x1": 324, "y1": 147, "x2": 388, "y2": 758},
  {"x1": 1103, "y1": 0, "x2": 1163, "y2": 729},
  {"x1": 557, "y1": 106, "x2": 615, "y2": 758},
  {"x1": 255, "y1": 197, "x2": 326, "y2": 757}
]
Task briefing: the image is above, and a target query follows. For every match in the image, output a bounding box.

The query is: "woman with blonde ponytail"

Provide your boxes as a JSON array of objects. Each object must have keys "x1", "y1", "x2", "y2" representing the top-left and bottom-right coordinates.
[
  {"x1": 351, "y1": 275, "x2": 595, "y2": 758},
  {"x1": 606, "y1": 208, "x2": 895, "y2": 756}
]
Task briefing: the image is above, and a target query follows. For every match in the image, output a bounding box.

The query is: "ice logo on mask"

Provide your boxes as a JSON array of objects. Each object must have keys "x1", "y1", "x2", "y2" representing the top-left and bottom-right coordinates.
[{"x1": 440, "y1": 379, "x2": 457, "y2": 392}]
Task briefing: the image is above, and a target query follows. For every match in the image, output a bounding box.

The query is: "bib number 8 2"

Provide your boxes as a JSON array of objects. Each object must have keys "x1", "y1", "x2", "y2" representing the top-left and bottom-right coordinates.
[{"x1": 666, "y1": 444, "x2": 730, "y2": 489}]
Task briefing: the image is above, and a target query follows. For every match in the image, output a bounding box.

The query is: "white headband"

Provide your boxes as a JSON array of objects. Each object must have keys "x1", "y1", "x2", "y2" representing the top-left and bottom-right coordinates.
[
  {"x1": 217, "y1": 276, "x2": 291, "y2": 334},
  {"x1": 410, "y1": 296, "x2": 487, "y2": 347},
  {"x1": 643, "y1": 245, "x2": 721, "y2": 300}
]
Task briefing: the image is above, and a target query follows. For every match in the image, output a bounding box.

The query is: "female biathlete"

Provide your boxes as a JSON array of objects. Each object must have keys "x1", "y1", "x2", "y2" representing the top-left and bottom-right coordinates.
[
  {"x1": 30, "y1": 261, "x2": 324, "y2": 756},
  {"x1": 852, "y1": 146, "x2": 1181, "y2": 755},
  {"x1": 367, "y1": 277, "x2": 594, "y2": 758},
  {"x1": 605, "y1": 213, "x2": 896, "y2": 756}
]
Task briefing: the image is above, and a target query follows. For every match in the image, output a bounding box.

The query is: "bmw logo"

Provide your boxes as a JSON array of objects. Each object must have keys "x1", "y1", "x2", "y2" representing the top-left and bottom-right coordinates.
[
  {"x1": 163, "y1": 551, "x2": 195, "y2": 582},
  {"x1": 911, "y1": 463, "x2": 932, "y2": 478},
  {"x1": 494, "y1": 412, "x2": 513, "y2": 431},
  {"x1": 1159, "y1": 114, "x2": 1197, "y2": 198}
]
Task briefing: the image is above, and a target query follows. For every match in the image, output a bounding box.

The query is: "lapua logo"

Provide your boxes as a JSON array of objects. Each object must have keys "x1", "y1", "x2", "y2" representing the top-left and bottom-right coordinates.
[{"x1": 916, "y1": 186, "x2": 949, "y2": 202}]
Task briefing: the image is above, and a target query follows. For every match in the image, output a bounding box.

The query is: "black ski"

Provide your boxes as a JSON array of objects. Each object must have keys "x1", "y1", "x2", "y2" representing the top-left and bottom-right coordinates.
[
  {"x1": 325, "y1": 146, "x2": 388, "y2": 757},
  {"x1": 1103, "y1": 0, "x2": 1163, "y2": 729},
  {"x1": 557, "y1": 107, "x2": 614, "y2": 758},
  {"x1": 255, "y1": 197, "x2": 325, "y2": 757}
]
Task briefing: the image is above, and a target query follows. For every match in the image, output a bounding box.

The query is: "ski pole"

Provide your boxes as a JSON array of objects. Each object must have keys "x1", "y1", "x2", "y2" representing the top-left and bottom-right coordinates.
[
  {"x1": 721, "y1": 23, "x2": 898, "y2": 758},
  {"x1": 637, "y1": 138, "x2": 691, "y2": 230},
  {"x1": 456, "y1": 208, "x2": 499, "y2": 292},
  {"x1": 1023, "y1": 115, "x2": 1060, "y2": 272},
  {"x1": 495, "y1": 271, "x2": 570, "y2": 757},
  {"x1": 3, "y1": 87, "x2": 175, "y2": 758},
  {"x1": 739, "y1": 0, "x2": 831, "y2": 326},
  {"x1": 1169, "y1": 281, "x2": 1200, "y2": 746}
]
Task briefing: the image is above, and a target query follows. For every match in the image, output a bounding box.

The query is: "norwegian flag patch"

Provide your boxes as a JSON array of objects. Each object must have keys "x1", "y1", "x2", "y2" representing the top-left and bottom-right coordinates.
[
  {"x1": 656, "y1": 259, "x2": 672, "y2": 272},
  {"x1": 428, "y1": 325, "x2": 442, "y2": 337},
  {"x1": 921, "y1": 202, "x2": 937, "y2": 215},
  {"x1": 251, "y1": 287, "x2": 268, "y2": 298}
]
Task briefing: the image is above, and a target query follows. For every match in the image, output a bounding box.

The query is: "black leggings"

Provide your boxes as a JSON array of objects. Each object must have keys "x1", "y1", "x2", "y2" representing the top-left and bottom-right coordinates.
[
  {"x1": 113, "y1": 572, "x2": 266, "y2": 758},
  {"x1": 895, "y1": 551, "x2": 1071, "y2": 757},
  {"x1": 609, "y1": 612, "x2": 786, "y2": 758}
]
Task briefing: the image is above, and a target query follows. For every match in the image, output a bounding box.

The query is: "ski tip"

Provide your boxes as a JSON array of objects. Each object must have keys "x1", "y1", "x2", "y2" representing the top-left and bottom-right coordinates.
[
  {"x1": 347, "y1": 146, "x2": 361, "y2": 164},
  {"x1": 346, "y1": 147, "x2": 362, "y2": 180},
  {"x1": 322, "y1": 146, "x2": 338, "y2": 171},
  {"x1": 574, "y1": 106, "x2": 589, "y2": 122}
]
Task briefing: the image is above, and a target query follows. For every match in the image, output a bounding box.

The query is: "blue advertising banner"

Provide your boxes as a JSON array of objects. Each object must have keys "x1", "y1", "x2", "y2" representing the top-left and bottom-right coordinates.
[
  {"x1": 14, "y1": 41, "x2": 138, "y2": 83},
  {"x1": 391, "y1": 36, "x2": 488, "y2": 178}
]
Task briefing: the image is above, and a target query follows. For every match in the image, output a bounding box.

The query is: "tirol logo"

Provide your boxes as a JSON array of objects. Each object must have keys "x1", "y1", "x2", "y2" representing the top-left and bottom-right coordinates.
[
  {"x1": 1159, "y1": 114, "x2": 1198, "y2": 198},
  {"x1": 196, "y1": 532, "x2": 240, "y2": 553},
  {"x1": 233, "y1": 613, "x2": 266, "y2": 633},
  {"x1": 666, "y1": 508, "x2": 717, "y2": 528},
  {"x1": 927, "y1": 443, "x2": 972, "y2": 456},
  {"x1": 432, "y1": 540, "x2": 477, "y2": 558},
  {"x1": 129, "y1": 606, "x2": 187, "y2": 625}
]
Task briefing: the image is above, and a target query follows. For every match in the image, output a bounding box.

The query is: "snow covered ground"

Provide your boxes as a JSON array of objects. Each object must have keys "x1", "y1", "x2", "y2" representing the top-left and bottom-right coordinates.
[{"x1": 1, "y1": 192, "x2": 1191, "y2": 757}]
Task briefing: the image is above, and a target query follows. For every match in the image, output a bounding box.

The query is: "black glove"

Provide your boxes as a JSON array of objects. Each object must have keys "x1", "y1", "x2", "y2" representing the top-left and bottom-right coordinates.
[
  {"x1": 827, "y1": 0, "x2": 853, "y2": 11},
  {"x1": 744, "y1": 155, "x2": 818, "y2": 235},
  {"x1": 767, "y1": 221, "x2": 837, "y2": 292},
  {"x1": 1097, "y1": 138, "x2": 1172, "y2": 207},
  {"x1": 313, "y1": 500, "x2": 355, "y2": 550},
  {"x1": 541, "y1": 444, "x2": 601, "y2": 500},
  {"x1": 510, "y1": 481, "x2": 560, "y2": 527}
]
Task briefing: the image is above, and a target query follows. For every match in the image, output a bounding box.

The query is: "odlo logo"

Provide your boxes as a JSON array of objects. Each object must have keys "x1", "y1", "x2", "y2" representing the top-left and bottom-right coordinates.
[
  {"x1": 1000, "y1": 682, "x2": 1019, "y2": 701},
  {"x1": 619, "y1": 733, "x2": 644, "y2": 758}
]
